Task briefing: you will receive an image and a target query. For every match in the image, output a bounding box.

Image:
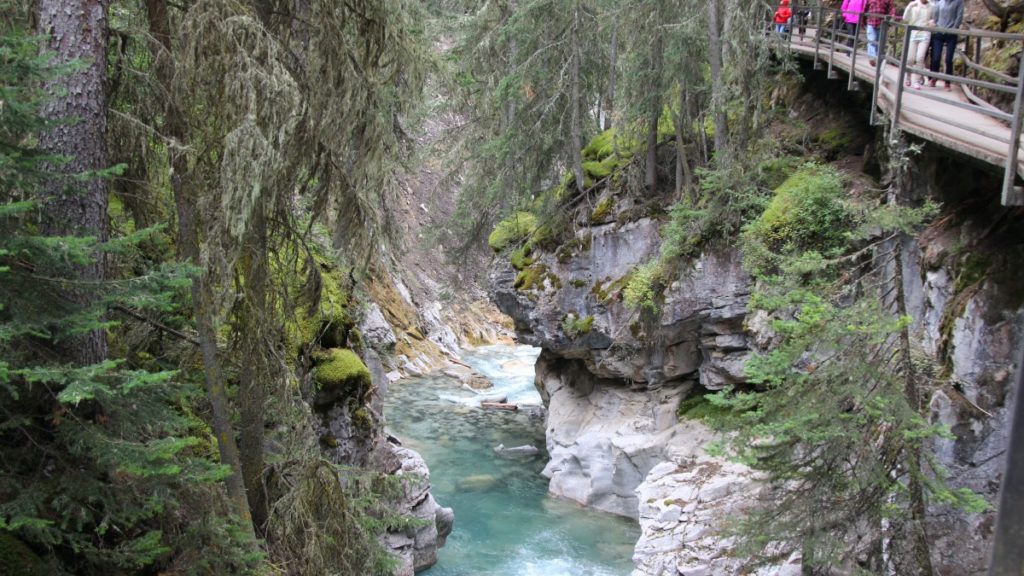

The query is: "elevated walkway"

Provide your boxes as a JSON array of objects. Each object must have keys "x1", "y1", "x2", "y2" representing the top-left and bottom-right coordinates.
[{"x1": 775, "y1": 7, "x2": 1024, "y2": 205}]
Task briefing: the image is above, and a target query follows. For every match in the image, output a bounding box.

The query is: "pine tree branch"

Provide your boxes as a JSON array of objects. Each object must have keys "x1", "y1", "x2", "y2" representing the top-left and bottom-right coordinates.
[{"x1": 109, "y1": 303, "x2": 200, "y2": 347}]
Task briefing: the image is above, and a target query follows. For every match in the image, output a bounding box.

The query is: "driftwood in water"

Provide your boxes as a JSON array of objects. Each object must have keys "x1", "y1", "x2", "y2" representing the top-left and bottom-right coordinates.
[{"x1": 481, "y1": 402, "x2": 518, "y2": 411}]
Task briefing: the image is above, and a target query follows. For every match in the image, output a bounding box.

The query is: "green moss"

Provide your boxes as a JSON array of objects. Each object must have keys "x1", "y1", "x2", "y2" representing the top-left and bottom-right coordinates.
[
  {"x1": 561, "y1": 313, "x2": 595, "y2": 339},
  {"x1": 352, "y1": 407, "x2": 373, "y2": 431},
  {"x1": 282, "y1": 248, "x2": 353, "y2": 357},
  {"x1": 510, "y1": 245, "x2": 535, "y2": 271},
  {"x1": 530, "y1": 223, "x2": 560, "y2": 252},
  {"x1": 514, "y1": 263, "x2": 560, "y2": 292},
  {"x1": 756, "y1": 156, "x2": 802, "y2": 191},
  {"x1": 488, "y1": 211, "x2": 538, "y2": 252},
  {"x1": 583, "y1": 160, "x2": 612, "y2": 180},
  {"x1": 813, "y1": 127, "x2": 854, "y2": 157},
  {"x1": 570, "y1": 278, "x2": 587, "y2": 288},
  {"x1": 592, "y1": 273, "x2": 633, "y2": 303},
  {"x1": 582, "y1": 129, "x2": 618, "y2": 160},
  {"x1": 589, "y1": 197, "x2": 616, "y2": 224},
  {"x1": 313, "y1": 348, "x2": 371, "y2": 407},
  {"x1": 954, "y1": 253, "x2": 992, "y2": 295}
]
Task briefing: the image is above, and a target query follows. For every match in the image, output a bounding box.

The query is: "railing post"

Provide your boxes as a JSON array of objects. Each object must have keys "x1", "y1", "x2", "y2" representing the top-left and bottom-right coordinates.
[
  {"x1": 787, "y1": 6, "x2": 795, "y2": 51},
  {"x1": 1001, "y1": 39, "x2": 1024, "y2": 205},
  {"x1": 975, "y1": 36, "x2": 982, "y2": 83},
  {"x1": 870, "y1": 19, "x2": 889, "y2": 126},
  {"x1": 828, "y1": 9, "x2": 839, "y2": 79},
  {"x1": 849, "y1": 13, "x2": 861, "y2": 90},
  {"x1": 891, "y1": 24, "x2": 912, "y2": 134},
  {"x1": 813, "y1": 4, "x2": 824, "y2": 69}
]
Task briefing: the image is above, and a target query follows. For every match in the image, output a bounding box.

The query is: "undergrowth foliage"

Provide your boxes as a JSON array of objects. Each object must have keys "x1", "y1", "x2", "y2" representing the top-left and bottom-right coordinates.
[
  {"x1": 0, "y1": 25, "x2": 260, "y2": 573},
  {"x1": 701, "y1": 159, "x2": 985, "y2": 572}
]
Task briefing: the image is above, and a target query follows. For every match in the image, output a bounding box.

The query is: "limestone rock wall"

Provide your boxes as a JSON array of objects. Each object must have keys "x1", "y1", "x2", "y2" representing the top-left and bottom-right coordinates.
[
  {"x1": 315, "y1": 349, "x2": 453, "y2": 574},
  {"x1": 490, "y1": 147, "x2": 1024, "y2": 574}
]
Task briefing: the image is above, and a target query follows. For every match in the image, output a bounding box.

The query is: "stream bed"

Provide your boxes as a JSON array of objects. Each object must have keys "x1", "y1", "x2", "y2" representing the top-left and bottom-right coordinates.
[{"x1": 383, "y1": 344, "x2": 640, "y2": 576}]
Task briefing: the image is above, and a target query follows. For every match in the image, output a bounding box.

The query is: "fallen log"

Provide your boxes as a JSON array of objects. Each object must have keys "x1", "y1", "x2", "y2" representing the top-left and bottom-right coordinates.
[{"x1": 481, "y1": 402, "x2": 518, "y2": 411}]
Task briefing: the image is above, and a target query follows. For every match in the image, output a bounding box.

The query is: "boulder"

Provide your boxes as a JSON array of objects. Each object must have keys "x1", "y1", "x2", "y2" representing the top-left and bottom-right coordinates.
[{"x1": 360, "y1": 303, "x2": 398, "y2": 351}]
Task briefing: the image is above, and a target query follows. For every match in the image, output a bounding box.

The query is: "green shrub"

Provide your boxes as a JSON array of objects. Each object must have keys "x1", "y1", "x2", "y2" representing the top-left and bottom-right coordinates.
[
  {"x1": 488, "y1": 211, "x2": 537, "y2": 252},
  {"x1": 623, "y1": 260, "x2": 661, "y2": 313},
  {"x1": 677, "y1": 391, "x2": 733, "y2": 421},
  {"x1": 561, "y1": 313, "x2": 595, "y2": 338},
  {"x1": 742, "y1": 164, "x2": 850, "y2": 274}
]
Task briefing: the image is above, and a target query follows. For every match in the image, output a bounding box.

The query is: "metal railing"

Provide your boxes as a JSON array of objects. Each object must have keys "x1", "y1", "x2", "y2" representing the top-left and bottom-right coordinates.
[{"x1": 765, "y1": 5, "x2": 1024, "y2": 205}]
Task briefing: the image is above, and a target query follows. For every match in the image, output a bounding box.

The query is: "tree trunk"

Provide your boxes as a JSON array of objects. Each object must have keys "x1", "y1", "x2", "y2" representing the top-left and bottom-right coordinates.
[
  {"x1": 603, "y1": 27, "x2": 617, "y2": 131},
  {"x1": 893, "y1": 238, "x2": 936, "y2": 576},
  {"x1": 239, "y1": 208, "x2": 270, "y2": 533},
  {"x1": 145, "y1": 0, "x2": 254, "y2": 533},
  {"x1": 37, "y1": 0, "x2": 109, "y2": 365},
  {"x1": 675, "y1": 83, "x2": 693, "y2": 198},
  {"x1": 645, "y1": 31, "x2": 663, "y2": 191},
  {"x1": 708, "y1": 0, "x2": 728, "y2": 159},
  {"x1": 570, "y1": 1, "x2": 585, "y2": 194}
]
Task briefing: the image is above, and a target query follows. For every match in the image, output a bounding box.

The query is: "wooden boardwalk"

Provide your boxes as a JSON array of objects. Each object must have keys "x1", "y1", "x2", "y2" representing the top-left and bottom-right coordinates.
[{"x1": 782, "y1": 24, "x2": 1024, "y2": 205}]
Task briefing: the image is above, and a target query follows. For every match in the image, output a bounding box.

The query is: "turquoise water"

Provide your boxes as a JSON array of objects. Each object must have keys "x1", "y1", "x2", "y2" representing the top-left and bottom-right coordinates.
[{"x1": 384, "y1": 344, "x2": 640, "y2": 576}]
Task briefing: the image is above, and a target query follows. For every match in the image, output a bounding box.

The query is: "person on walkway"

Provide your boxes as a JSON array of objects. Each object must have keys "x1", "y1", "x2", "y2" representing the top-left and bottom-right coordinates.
[
  {"x1": 774, "y1": 0, "x2": 793, "y2": 35},
  {"x1": 795, "y1": 6, "x2": 811, "y2": 37},
  {"x1": 841, "y1": 0, "x2": 866, "y2": 47},
  {"x1": 929, "y1": 0, "x2": 964, "y2": 90},
  {"x1": 903, "y1": 0, "x2": 938, "y2": 88},
  {"x1": 865, "y1": 0, "x2": 896, "y2": 66}
]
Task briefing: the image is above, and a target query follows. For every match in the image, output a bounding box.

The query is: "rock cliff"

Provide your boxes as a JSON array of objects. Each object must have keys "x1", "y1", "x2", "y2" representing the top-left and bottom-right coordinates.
[
  {"x1": 490, "y1": 142, "x2": 1023, "y2": 574},
  {"x1": 314, "y1": 349, "x2": 454, "y2": 574}
]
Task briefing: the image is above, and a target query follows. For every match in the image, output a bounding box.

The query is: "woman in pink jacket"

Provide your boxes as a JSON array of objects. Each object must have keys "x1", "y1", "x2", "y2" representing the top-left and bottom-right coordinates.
[{"x1": 840, "y1": 0, "x2": 866, "y2": 46}]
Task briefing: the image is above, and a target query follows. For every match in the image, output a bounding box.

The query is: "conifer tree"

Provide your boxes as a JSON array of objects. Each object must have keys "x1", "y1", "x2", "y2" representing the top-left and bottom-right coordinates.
[
  {"x1": 0, "y1": 20, "x2": 259, "y2": 573},
  {"x1": 708, "y1": 164, "x2": 986, "y2": 573},
  {"x1": 36, "y1": 0, "x2": 110, "y2": 364}
]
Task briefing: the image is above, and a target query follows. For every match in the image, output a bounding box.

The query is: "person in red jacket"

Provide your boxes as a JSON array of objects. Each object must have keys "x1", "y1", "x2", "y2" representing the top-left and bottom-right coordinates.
[{"x1": 774, "y1": 0, "x2": 793, "y2": 35}]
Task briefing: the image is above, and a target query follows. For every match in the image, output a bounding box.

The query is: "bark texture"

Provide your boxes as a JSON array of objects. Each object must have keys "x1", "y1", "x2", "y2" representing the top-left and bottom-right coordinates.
[
  {"x1": 37, "y1": 0, "x2": 110, "y2": 365},
  {"x1": 707, "y1": 0, "x2": 728, "y2": 158}
]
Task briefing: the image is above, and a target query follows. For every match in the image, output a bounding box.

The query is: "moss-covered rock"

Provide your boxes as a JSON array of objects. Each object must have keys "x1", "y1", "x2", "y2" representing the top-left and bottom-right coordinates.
[
  {"x1": 510, "y1": 245, "x2": 535, "y2": 271},
  {"x1": 589, "y1": 197, "x2": 616, "y2": 225},
  {"x1": 488, "y1": 211, "x2": 538, "y2": 252},
  {"x1": 312, "y1": 348, "x2": 372, "y2": 410},
  {"x1": 281, "y1": 248, "x2": 353, "y2": 358},
  {"x1": 514, "y1": 263, "x2": 560, "y2": 292}
]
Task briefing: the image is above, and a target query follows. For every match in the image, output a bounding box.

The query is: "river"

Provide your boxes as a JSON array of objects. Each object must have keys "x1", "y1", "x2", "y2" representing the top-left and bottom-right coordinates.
[{"x1": 383, "y1": 344, "x2": 640, "y2": 576}]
